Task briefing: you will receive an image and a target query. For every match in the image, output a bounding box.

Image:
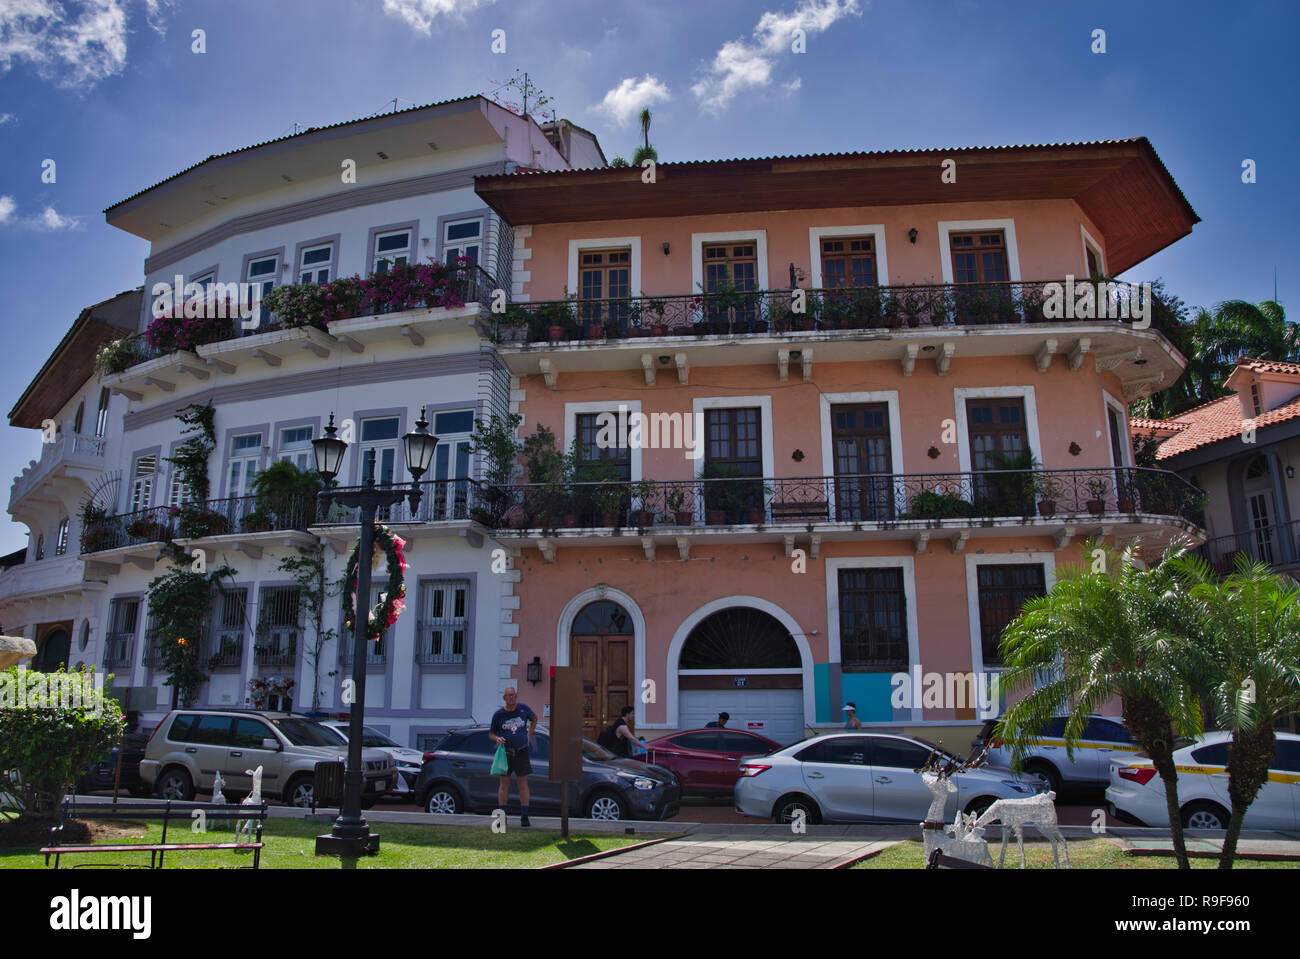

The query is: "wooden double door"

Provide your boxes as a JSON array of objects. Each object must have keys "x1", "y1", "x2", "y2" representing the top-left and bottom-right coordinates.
[{"x1": 572, "y1": 634, "x2": 632, "y2": 742}]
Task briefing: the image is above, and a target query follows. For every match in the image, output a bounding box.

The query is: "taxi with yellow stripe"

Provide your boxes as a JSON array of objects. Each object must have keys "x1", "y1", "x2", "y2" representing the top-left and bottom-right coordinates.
[
  {"x1": 1106, "y1": 731, "x2": 1300, "y2": 830},
  {"x1": 976, "y1": 714, "x2": 1140, "y2": 793}
]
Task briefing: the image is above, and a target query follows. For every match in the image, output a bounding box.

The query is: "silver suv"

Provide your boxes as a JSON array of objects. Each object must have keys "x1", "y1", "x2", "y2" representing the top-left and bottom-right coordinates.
[{"x1": 140, "y1": 709, "x2": 395, "y2": 807}]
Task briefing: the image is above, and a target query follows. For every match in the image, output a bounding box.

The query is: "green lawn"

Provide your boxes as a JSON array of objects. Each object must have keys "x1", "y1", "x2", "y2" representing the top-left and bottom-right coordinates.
[
  {"x1": 854, "y1": 838, "x2": 1298, "y2": 869},
  {"x1": 0, "y1": 817, "x2": 652, "y2": 869}
]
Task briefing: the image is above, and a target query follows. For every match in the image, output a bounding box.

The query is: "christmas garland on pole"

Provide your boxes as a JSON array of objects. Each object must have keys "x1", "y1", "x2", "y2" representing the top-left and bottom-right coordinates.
[{"x1": 342, "y1": 525, "x2": 408, "y2": 641}]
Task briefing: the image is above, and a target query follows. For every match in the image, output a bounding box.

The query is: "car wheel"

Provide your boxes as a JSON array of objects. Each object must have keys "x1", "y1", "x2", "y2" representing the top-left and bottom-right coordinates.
[
  {"x1": 424, "y1": 786, "x2": 462, "y2": 815},
  {"x1": 284, "y1": 776, "x2": 315, "y2": 808},
  {"x1": 1182, "y1": 800, "x2": 1229, "y2": 830},
  {"x1": 773, "y1": 794, "x2": 821, "y2": 825},
  {"x1": 963, "y1": 795, "x2": 997, "y2": 818},
  {"x1": 585, "y1": 791, "x2": 628, "y2": 821},
  {"x1": 156, "y1": 768, "x2": 194, "y2": 802},
  {"x1": 1024, "y1": 762, "x2": 1061, "y2": 795}
]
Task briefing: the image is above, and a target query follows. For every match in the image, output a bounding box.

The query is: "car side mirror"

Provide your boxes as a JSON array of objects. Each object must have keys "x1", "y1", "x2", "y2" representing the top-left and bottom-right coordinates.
[{"x1": 261, "y1": 738, "x2": 282, "y2": 751}]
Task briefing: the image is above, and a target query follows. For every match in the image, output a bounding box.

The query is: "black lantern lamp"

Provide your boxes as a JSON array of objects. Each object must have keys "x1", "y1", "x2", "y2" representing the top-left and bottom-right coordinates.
[
  {"x1": 313, "y1": 413, "x2": 348, "y2": 483},
  {"x1": 312, "y1": 407, "x2": 437, "y2": 859},
  {"x1": 527, "y1": 656, "x2": 543, "y2": 685}
]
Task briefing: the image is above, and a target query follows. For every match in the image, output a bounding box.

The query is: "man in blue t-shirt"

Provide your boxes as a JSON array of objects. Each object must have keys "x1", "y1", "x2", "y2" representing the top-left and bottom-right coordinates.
[{"x1": 489, "y1": 686, "x2": 538, "y2": 826}]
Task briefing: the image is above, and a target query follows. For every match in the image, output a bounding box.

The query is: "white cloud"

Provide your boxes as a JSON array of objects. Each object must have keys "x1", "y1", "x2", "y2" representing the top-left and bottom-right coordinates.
[
  {"x1": 0, "y1": 112, "x2": 14, "y2": 124},
  {"x1": 0, "y1": 198, "x2": 81, "y2": 230},
  {"x1": 143, "y1": 0, "x2": 175, "y2": 36},
  {"x1": 593, "y1": 75, "x2": 671, "y2": 127},
  {"x1": 31, "y1": 205, "x2": 80, "y2": 230},
  {"x1": 380, "y1": 0, "x2": 496, "y2": 35},
  {"x1": 692, "y1": 0, "x2": 861, "y2": 114},
  {"x1": 0, "y1": 0, "x2": 130, "y2": 90}
]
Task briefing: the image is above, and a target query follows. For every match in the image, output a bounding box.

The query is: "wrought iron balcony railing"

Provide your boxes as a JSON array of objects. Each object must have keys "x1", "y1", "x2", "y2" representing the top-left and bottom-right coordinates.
[
  {"x1": 415, "y1": 619, "x2": 468, "y2": 665},
  {"x1": 207, "y1": 629, "x2": 244, "y2": 668},
  {"x1": 484, "y1": 467, "x2": 1206, "y2": 532},
  {"x1": 1198, "y1": 517, "x2": 1300, "y2": 574},
  {"x1": 314, "y1": 478, "x2": 487, "y2": 526},
  {"x1": 490, "y1": 279, "x2": 1179, "y2": 345},
  {"x1": 82, "y1": 493, "x2": 318, "y2": 553},
  {"x1": 255, "y1": 632, "x2": 297, "y2": 667},
  {"x1": 339, "y1": 636, "x2": 387, "y2": 666}
]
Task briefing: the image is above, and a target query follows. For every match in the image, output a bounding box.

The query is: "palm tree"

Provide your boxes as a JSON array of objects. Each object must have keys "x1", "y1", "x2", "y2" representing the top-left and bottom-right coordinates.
[
  {"x1": 998, "y1": 541, "x2": 1207, "y2": 869},
  {"x1": 631, "y1": 108, "x2": 658, "y2": 166},
  {"x1": 639, "y1": 107, "x2": 651, "y2": 151},
  {"x1": 1167, "y1": 553, "x2": 1300, "y2": 868}
]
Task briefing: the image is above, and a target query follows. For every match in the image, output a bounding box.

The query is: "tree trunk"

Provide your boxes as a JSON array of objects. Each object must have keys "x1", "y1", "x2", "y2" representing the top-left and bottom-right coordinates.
[
  {"x1": 1124, "y1": 696, "x2": 1190, "y2": 869},
  {"x1": 1219, "y1": 725, "x2": 1275, "y2": 869}
]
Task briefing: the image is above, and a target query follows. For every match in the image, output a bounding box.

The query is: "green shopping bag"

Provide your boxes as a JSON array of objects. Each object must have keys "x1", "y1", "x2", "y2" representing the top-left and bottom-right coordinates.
[{"x1": 490, "y1": 742, "x2": 508, "y2": 775}]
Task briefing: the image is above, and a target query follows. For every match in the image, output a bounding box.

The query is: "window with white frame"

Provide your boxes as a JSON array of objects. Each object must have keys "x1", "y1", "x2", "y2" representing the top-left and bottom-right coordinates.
[
  {"x1": 372, "y1": 230, "x2": 411, "y2": 274},
  {"x1": 443, "y1": 219, "x2": 482, "y2": 266},
  {"x1": 245, "y1": 255, "x2": 278, "y2": 331},
  {"x1": 228, "y1": 434, "x2": 262, "y2": 499},
  {"x1": 95, "y1": 387, "x2": 111, "y2": 438},
  {"x1": 430, "y1": 411, "x2": 474, "y2": 520},
  {"x1": 131, "y1": 454, "x2": 156, "y2": 512},
  {"x1": 279, "y1": 426, "x2": 315, "y2": 470},
  {"x1": 55, "y1": 518, "x2": 69, "y2": 556},
  {"x1": 418, "y1": 579, "x2": 469, "y2": 665},
  {"x1": 298, "y1": 244, "x2": 334, "y2": 284}
]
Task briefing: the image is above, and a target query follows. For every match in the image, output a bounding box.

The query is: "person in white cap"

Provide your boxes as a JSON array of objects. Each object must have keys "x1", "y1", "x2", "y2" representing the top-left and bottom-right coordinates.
[{"x1": 842, "y1": 702, "x2": 862, "y2": 729}]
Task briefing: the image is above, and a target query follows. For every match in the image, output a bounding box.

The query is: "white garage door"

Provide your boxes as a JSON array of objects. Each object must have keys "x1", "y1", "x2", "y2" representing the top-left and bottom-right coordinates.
[{"x1": 679, "y1": 688, "x2": 806, "y2": 745}]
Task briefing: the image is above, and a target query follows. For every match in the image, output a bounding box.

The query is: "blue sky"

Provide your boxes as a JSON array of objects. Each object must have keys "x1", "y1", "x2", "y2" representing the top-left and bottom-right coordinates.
[{"x1": 0, "y1": 0, "x2": 1296, "y2": 553}]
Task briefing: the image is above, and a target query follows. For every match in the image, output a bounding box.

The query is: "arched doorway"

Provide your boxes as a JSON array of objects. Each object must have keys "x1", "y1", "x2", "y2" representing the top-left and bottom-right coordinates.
[
  {"x1": 33, "y1": 626, "x2": 71, "y2": 673},
  {"x1": 1244, "y1": 455, "x2": 1277, "y2": 563},
  {"x1": 677, "y1": 607, "x2": 805, "y2": 743},
  {"x1": 570, "y1": 601, "x2": 634, "y2": 740}
]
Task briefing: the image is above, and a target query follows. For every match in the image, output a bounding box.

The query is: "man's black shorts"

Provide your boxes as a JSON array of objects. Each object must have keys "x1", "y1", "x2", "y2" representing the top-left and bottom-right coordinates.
[{"x1": 501, "y1": 746, "x2": 532, "y2": 777}]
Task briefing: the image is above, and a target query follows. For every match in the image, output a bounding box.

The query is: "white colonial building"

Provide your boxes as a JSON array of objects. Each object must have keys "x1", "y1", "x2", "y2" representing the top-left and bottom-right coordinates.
[{"x1": 1, "y1": 96, "x2": 604, "y2": 750}]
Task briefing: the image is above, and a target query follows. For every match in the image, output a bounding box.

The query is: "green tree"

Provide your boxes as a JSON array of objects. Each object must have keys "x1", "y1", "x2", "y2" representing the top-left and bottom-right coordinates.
[
  {"x1": 997, "y1": 541, "x2": 1206, "y2": 869},
  {"x1": 278, "y1": 543, "x2": 336, "y2": 712},
  {"x1": 0, "y1": 667, "x2": 124, "y2": 822},
  {"x1": 146, "y1": 563, "x2": 237, "y2": 706},
  {"x1": 1167, "y1": 553, "x2": 1300, "y2": 868}
]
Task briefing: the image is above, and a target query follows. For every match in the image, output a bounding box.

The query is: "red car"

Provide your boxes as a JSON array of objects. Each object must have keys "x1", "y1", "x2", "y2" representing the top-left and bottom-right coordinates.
[{"x1": 643, "y1": 728, "x2": 782, "y2": 795}]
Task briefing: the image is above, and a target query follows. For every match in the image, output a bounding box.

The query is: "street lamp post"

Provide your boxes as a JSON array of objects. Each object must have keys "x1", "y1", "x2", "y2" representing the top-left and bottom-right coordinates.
[{"x1": 312, "y1": 408, "x2": 437, "y2": 857}]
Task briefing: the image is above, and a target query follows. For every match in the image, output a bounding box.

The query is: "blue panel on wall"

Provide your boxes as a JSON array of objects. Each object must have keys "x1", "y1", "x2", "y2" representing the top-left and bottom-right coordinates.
[
  {"x1": 814, "y1": 663, "x2": 830, "y2": 723},
  {"x1": 838, "y1": 673, "x2": 895, "y2": 723}
]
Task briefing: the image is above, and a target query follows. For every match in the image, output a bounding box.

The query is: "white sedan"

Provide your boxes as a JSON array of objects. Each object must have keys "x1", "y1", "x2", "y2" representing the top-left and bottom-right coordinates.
[
  {"x1": 1106, "y1": 731, "x2": 1300, "y2": 830},
  {"x1": 734, "y1": 732, "x2": 1043, "y2": 824},
  {"x1": 320, "y1": 721, "x2": 425, "y2": 796}
]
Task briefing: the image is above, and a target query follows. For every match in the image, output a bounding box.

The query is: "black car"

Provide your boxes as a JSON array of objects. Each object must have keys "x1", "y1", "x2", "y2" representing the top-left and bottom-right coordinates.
[
  {"x1": 415, "y1": 725, "x2": 681, "y2": 821},
  {"x1": 75, "y1": 732, "x2": 149, "y2": 795}
]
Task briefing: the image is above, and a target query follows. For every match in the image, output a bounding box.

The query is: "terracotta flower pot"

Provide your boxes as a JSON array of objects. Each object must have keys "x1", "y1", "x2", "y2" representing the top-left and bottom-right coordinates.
[
  {"x1": 743, "y1": 507, "x2": 763, "y2": 524},
  {"x1": 503, "y1": 504, "x2": 529, "y2": 528},
  {"x1": 1118, "y1": 498, "x2": 1135, "y2": 513},
  {"x1": 707, "y1": 509, "x2": 727, "y2": 526},
  {"x1": 583, "y1": 323, "x2": 605, "y2": 340},
  {"x1": 674, "y1": 510, "x2": 694, "y2": 526},
  {"x1": 1086, "y1": 499, "x2": 1105, "y2": 516},
  {"x1": 600, "y1": 510, "x2": 619, "y2": 527},
  {"x1": 563, "y1": 512, "x2": 579, "y2": 528},
  {"x1": 633, "y1": 510, "x2": 655, "y2": 527},
  {"x1": 1037, "y1": 501, "x2": 1056, "y2": 518},
  {"x1": 651, "y1": 324, "x2": 667, "y2": 336},
  {"x1": 548, "y1": 325, "x2": 564, "y2": 344}
]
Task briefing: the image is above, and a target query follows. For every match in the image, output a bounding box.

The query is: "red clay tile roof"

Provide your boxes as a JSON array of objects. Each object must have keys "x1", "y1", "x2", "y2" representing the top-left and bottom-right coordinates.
[
  {"x1": 1237, "y1": 358, "x2": 1300, "y2": 376},
  {"x1": 1142, "y1": 393, "x2": 1300, "y2": 459},
  {"x1": 1128, "y1": 416, "x2": 1186, "y2": 433}
]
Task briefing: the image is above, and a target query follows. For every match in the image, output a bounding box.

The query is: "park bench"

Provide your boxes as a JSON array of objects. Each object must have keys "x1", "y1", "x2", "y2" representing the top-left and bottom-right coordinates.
[{"x1": 40, "y1": 797, "x2": 268, "y2": 869}]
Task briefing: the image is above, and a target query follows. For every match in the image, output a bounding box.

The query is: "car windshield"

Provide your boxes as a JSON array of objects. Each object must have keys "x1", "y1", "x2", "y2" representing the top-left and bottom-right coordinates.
[
  {"x1": 909, "y1": 736, "x2": 961, "y2": 764},
  {"x1": 271, "y1": 717, "x2": 344, "y2": 747},
  {"x1": 359, "y1": 727, "x2": 400, "y2": 748},
  {"x1": 582, "y1": 738, "x2": 616, "y2": 761}
]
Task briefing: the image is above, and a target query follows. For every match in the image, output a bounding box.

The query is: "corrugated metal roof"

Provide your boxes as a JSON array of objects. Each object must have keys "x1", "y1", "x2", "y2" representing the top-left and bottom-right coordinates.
[{"x1": 104, "y1": 94, "x2": 487, "y2": 213}]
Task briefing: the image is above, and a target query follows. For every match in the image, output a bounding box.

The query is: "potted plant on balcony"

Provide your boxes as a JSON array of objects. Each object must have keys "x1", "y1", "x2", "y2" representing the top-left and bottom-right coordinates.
[
  {"x1": 176, "y1": 505, "x2": 231, "y2": 539},
  {"x1": 1085, "y1": 478, "x2": 1109, "y2": 515},
  {"x1": 241, "y1": 508, "x2": 275, "y2": 533},
  {"x1": 985, "y1": 450, "x2": 1039, "y2": 516},
  {"x1": 665, "y1": 485, "x2": 692, "y2": 526},
  {"x1": 522, "y1": 424, "x2": 568, "y2": 529},
  {"x1": 631, "y1": 479, "x2": 658, "y2": 527},
  {"x1": 702, "y1": 461, "x2": 744, "y2": 525},
  {"x1": 592, "y1": 478, "x2": 625, "y2": 528},
  {"x1": 646, "y1": 298, "x2": 669, "y2": 336},
  {"x1": 250, "y1": 459, "x2": 322, "y2": 531},
  {"x1": 469, "y1": 411, "x2": 523, "y2": 524},
  {"x1": 126, "y1": 515, "x2": 168, "y2": 542},
  {"x1": 906, "y1": 489, "x2": 974, "y2": 520},
  {"x1": 1034, "y1": 472, "x2": 1063, "y2": 518},
  {"x1": 1116, "y1": 473, "x2": 1136, "y2": 513}
]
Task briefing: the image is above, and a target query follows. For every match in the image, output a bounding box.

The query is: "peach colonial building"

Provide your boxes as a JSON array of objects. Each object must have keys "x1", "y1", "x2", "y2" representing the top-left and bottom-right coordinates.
[{"x1": 472, "y1": 139, "x2": 1203, "y2": 745}]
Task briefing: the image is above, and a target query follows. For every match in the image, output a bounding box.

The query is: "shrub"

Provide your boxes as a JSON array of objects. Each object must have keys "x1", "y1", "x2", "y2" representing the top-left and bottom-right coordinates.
[
  {"x1": 0, "y1": 666, "x2": 124, "y2": 821},
  {"x1": 143, "y1": 309, "x2": 233, "y2": 353},
  {"x1": 358, "y1": 260, "x2": 465, "y2": 315}
]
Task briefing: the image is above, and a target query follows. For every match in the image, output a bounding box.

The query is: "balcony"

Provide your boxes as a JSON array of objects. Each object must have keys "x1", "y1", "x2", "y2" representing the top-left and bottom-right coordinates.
[
  {"x1": 491, "y1": 280, "x2": 1185, "y2": 401},
  {"x1": 311, "y1": 478, "x2": 490, "y2": 551},
  {"x1": 10, "y1": 433, "x2": 106, "y2": 510},
  {"x1": 207, "y1": 629, "x2": 244, "y2": 669},
  {"x1": 98, "y1": 265, "x2": 497, "y2": 403},
  {"x1": 1199, "y1": 518, "x2": 1300, "y2": 575},
  {"x1": 83, "y1": 493, "x2": 318, "y2": 559},
  {"x1": 103, "y1": 631, "x2": 134, "y2": 670},
  {"x1": 484, "y1": 467, "x2": 1205, "y2": 559},
  {"x1": 339, "y1": 637, "x2": 387, "y2": 667}
]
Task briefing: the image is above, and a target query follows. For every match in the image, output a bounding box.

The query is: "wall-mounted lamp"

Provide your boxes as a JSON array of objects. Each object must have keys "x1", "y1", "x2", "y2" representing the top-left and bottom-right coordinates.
[
  {"x1": 1288, "y1": 465, "x2": 1295, "y2": 480},
  {"x1": 908, "y1": 228, "x2": 918, "y2": 245},
  {"x1": 927, "y1": 445, "x2": 941, "y2": 459},
  {"x1": 1068, "y1": 442, "x2": 1082, "y2": 456},
  {"x1": 526, "y1": 656, "x2": 543, "y2": 685},
  {"x1": 662, "y1": 242, "x2": 670, "y2": 255}
]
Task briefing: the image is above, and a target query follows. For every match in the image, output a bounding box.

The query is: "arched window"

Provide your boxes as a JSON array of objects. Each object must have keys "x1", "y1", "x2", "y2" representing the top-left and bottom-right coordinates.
[
  {"x1": 72, "y1": 401, "x2": 85, "y2": 434},
  {"x1": 680, "y1": 607, "x2": 800, "y2": 669},
  {"x1": 55, "y1": 518, "x2": 69, "y2": 556},
  {"x1": 571, "y1": 601, "x2": 633, "y2": 635},
  {"x1": 1245, "y1": 455, "x2": 1269, "y2": 481}
]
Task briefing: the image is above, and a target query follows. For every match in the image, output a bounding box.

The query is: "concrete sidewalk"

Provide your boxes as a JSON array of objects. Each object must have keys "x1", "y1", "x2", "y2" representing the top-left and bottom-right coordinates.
[{"x1": 559, "y1": 834, "x2": 896, "y2": 869}]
